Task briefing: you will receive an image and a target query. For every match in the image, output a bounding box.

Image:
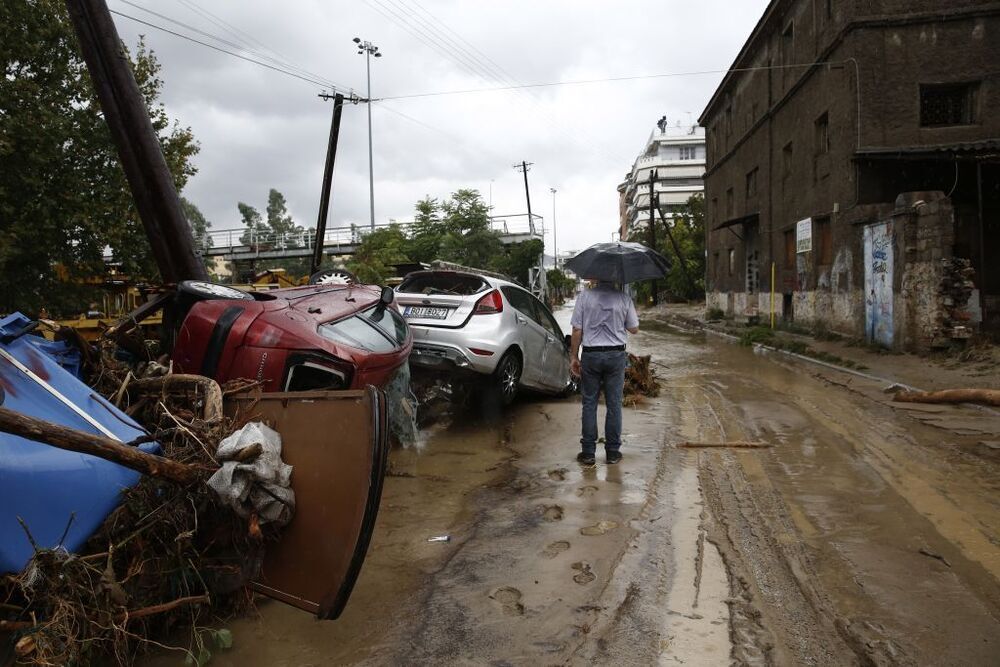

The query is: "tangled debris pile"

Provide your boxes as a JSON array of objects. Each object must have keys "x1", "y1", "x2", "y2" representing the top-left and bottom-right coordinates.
[
  {"x1": 624, "y1": 353, "x2": 660, "y2": 405},
  {"x1": 0, "y1": 346, "x2": 284, "y2": 666}
]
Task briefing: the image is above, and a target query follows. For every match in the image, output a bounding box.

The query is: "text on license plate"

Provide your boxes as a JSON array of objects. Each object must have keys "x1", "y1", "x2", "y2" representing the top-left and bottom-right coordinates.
[{"x1": 405, "y1": 306, "x2": 449, "y2": 319}]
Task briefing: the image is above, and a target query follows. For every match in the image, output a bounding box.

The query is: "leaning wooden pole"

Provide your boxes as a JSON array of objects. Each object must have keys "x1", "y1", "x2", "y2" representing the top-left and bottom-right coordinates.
[
  {"x1": 64, "y1": 0, "x2": 208, "y2": 282},
  {"x1": 0, "y1": 407, "x2": 207, "y2": 485}
]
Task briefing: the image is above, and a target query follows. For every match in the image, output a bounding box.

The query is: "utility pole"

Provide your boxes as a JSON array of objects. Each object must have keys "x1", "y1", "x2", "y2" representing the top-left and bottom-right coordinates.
[
  {"x1": 550, "y1": 187, "x2": 558, "y2": 269},
  {"x1": 648, "y1": 168, "x2": 658, "y2": 305},
  {"x1": 354, "y1": 37, "x2": 381, "y2": 231},
  {"x1": 65, "y1": 0, "x2": 207, "y2": 282},
  {"x1": 514, "y1": 161, "x2": 534, "y2": 233},
  {"x1": 311, "y1": 92, "x2": 345, "y2": 276}
]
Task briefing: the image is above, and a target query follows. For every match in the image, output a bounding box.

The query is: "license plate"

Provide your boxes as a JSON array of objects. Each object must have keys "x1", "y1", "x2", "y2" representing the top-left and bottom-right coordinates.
[{"x1": 404, "y1": 306, "x2": 449, "y2": 320}]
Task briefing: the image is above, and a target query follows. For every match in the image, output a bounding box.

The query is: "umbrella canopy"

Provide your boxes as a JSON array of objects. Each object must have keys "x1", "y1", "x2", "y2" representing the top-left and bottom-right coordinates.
[{"x1": 564, "y1": 242, "x2": 671, "y2": 283}]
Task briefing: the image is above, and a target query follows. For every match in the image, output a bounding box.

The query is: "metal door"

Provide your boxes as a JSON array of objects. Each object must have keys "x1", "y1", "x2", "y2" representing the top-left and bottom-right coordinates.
[
  {"x1": 864, "y1": 221, "x2": 894, "y2": 348},
  {"x1": 501, "y1": 287, "x2": 545, "y2": 385}
]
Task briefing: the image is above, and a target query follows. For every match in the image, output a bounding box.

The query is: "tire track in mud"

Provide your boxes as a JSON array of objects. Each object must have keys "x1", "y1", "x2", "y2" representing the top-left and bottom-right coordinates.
[{"x1": 685, "y1": 382, "x2": 888, "y2": 666}]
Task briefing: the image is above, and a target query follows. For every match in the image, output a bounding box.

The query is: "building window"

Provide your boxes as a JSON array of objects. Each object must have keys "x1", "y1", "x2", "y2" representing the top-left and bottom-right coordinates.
[
  {"x1": 782, "y1": 141, "x2": 793, "y2": 179},
  {"x1": 726, "y1": 188, "x2": 734, "y2": 218},
  {"x1": 814, "y1": 112, "x2": 829, "y2": 155},
  {"x1": 745, "y1": 167, "x2": 758, "y2": 198},
  {"x1": 679, "y1": 146, "x2": 697, "y2": 160},
  {"x1": 712, "y1": 197, "x2": 719, "y2": 224},
  {"x1": 728, "y1": 249, "x2": 736, "y2": 276},
  {"x1": 782, "y1": 22, "x2": 794, "y2": 66},
  {"x1": 920, "y1": 82, "x2": 979, "y2": 127},
  {"x1": 784, "y1": 229, "x2": 796, "y2": 267},
  {"x1": 815, "y1": 217, "x2": 832, "y2": 264}
]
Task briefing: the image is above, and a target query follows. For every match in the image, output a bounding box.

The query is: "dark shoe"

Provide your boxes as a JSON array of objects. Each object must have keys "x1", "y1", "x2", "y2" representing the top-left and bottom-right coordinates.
[
  {"x1": 576, "y1": 451, "x2": 596, "y2": 467},
  {"x1": 606, "y1": 451, "x2": 623, "y2": 465}
]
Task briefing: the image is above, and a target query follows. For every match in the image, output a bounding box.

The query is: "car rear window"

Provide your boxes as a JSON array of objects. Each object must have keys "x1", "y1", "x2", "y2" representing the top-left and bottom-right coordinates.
[
  {"x1": 364, "y1": 306, "x2": 409, "y2": 345},
  {"x1": 398, "y1": 273, "x2": 488, "y2": 296}
]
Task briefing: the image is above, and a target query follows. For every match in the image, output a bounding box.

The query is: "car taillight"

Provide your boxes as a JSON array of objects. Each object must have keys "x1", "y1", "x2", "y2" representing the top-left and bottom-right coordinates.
[{"x1": 473, "y1": 289, "x2": 503, "y2": 315}]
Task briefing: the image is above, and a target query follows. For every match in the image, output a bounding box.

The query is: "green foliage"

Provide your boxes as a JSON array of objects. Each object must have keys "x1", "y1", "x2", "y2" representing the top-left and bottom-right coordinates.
[
  {"x1": 348, "y1": 189, "x2": 544, "y2": 287},
  {"x1": 347, "y1": 224, "x2": 410, "y2": 284},
  {"x1": 627, "y1": 194, "x2": 706, "y2": 303},
  {"x1": 0, "y1": 0, "x2": 199, "y2": 316},
  {"x1": 546, "y1": 268, "x2": 576, "y2": 302},
  {"x1": 705, "y1": 307, "x2": 726, "y2": 321},
  {"x1": 739, "y1": 326, "x2": 774, "y2": 346},
  {"x1": 181, "y1": 197, "x2": 212, "y2": 254},
  {"x1": 237, "y1": 202, "x2": 266, "y2": 246}
]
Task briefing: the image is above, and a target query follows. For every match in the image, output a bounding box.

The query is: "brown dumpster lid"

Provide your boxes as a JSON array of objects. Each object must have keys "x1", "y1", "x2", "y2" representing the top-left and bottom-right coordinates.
[{"x1": 224, "y1": 386, "x2": 389, "y2": 619}]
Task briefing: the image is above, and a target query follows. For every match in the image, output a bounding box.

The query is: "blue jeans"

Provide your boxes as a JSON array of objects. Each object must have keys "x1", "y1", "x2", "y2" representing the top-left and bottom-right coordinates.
[{"x1": 580, "y1": 350, "x2": 626, "y2": 455}]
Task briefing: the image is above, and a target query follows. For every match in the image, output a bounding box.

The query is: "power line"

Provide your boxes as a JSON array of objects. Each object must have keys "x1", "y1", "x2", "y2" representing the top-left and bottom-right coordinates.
[
  {"x1": 108, "y1": 7, "x2": 352, "y2": 93},
  {"x1": 378, "y1": 59, "x2": 856, "y2": 101}
]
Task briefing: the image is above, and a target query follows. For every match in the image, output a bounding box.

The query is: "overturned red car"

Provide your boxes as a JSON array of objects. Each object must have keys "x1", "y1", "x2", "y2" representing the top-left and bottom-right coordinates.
[{"x1": 170, "y1": 281, "x2": 411, "y2": 391}]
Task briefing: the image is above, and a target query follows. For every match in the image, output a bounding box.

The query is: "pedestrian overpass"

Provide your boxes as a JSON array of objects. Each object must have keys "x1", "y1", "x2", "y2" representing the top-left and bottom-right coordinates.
[{"x1": 202, "y1": 214, "x2": 544, "y2": 263}]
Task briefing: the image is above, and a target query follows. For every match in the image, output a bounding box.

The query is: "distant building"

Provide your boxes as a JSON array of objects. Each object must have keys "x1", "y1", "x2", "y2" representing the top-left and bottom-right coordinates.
[
  {"x1": 619, "y1": 120, "x2": 706, "y2": 241},
  {"x1": 700, "y1": 0, "x2": 999, "y2": 350}
]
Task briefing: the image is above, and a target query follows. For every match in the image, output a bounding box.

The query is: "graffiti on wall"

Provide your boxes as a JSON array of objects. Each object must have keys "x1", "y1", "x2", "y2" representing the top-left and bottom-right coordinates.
[{"x1": 864, "y1": 221, "x2": 894, "y2": 347}]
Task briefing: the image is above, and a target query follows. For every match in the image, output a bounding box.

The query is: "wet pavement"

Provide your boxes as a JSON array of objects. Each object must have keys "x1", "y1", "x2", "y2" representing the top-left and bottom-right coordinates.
[{"x1": 150, "y1": 312, "x2": 1000, "y2": 666}]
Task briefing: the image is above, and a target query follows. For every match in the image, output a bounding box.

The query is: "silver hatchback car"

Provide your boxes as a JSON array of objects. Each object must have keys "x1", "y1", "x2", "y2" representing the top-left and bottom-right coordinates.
[{"x1": 396, "y1": 270, "x2": 572, "y2": 404}]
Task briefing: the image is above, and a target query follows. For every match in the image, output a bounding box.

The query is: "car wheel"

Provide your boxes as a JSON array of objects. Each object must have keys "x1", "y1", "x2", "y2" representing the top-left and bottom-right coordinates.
[
  {"x1": 309, "y1": 268, "x2": 357, "y2": 285},
  {"x1": 494, "y1": 350, "x2": 522, "y2": 406},
  {"x1": 561, "y1": 375, "x2": 579, "y2": 398},
  {"x1": 178, "y1": 280, "x2": 254, "y2": 301}
]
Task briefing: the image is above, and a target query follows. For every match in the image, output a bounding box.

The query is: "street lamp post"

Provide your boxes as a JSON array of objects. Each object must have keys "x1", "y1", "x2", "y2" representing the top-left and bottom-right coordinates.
[
  {"x1": 353, "y1": 37, "x2": 381, "y2": 232},
  {"x1": 549, "y1": 187, "x2": 558, "y2": 269}
]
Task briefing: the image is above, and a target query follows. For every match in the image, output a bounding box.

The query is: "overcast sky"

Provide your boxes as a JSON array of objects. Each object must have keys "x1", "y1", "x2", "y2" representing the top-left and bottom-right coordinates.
[{"x1": 110, "y1": 0, "x2": 769, "y2": 257}]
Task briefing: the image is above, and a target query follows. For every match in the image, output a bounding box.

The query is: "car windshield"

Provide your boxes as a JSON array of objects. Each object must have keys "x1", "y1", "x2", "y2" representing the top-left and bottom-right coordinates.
[
  {"x1": 398, "y1": 273, "x2": 488, "y2": 296},
  {"x1": 318, "y1": 310, "x2": 398, "y2": 353},
  {"x1": 363, "y1": 306, "x2": 409, "y2": 345}
]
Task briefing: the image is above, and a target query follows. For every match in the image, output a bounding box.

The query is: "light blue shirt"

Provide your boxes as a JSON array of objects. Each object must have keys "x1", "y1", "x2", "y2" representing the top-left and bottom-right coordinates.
[{"x1": 570, "y1": 284, "x2": 639, "y2": 347}]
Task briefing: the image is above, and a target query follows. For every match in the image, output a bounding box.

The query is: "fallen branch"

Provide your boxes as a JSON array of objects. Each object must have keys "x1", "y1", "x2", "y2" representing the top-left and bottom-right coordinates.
[
  {"x1": 118, "y1": 594, "x2": 211, "y2": 622},
  {"x1": 677, "y1": 441, "x2": 771, "y2": 449},
  {"x1": 0, "y1": 619, "x2": 32, "y2": 632},
  {"x1": 0, "y1": 407, "x2": 209, "y2": 485},
  {"x1": 892, "y1": 388, "x2": 1000, "y2": 407}
]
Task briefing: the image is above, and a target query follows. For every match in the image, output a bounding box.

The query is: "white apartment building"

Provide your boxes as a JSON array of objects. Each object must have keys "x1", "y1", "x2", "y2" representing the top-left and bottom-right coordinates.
[{"x1": 618, "y1": 118, "x2": 706, "y2": 239}]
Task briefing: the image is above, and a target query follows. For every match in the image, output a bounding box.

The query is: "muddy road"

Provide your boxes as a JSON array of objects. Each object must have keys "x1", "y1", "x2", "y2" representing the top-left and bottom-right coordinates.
[{"x1": 171, "y1": 317, "x2": 1000, "y2": 666}]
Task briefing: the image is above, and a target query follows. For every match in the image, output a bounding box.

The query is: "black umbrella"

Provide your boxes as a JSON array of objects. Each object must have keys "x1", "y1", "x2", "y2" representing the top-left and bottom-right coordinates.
[{"x1": 564, "y1": 241, "x2": 671, "y2": 283}]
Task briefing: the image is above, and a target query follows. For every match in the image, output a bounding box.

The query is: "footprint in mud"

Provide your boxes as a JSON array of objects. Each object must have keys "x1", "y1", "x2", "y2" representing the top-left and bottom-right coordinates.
[
  {"x1": 489, "y1": 586, "x2": 525, "y2": 616},
  {"x1": 576, "y1": 485, "x2": 599, "y2": 498},
  {"x1": 580, "y1": 520, "x2": 619, "y2": 536},
  {"x1": 548, "y1": 468, "x2": 568, "y2": 481},
  {"x1": 571, "y1": 561, "x2": 596, "y2": 585},
  {"x1": 542, "y1": 540, "x2": 571, "y2": 559},
  {"x1": 542, "y1": 505, "x2": 564, "y2": 521}
]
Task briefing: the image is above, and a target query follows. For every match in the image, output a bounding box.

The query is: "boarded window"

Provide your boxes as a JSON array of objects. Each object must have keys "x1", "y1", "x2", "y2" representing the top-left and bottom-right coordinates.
[
  {"x1": 782, "y1": 142, "x2": 793, "y2": 178},
  {"x1": 726, "y1": 188, "x2": 734, "y2": 218},
  {"x1": 815, "y1": 217, "x2": 833, "y2": 264},
  {"x1": 814, "y1": 112, "x2": 829, "y2": 155},
  {"x1": 920, "y1": 83, "x2": 979, "y2": 127},
  {"x1": 782, "y1": 22, "x2": 794, "y2": 66},
  {"x1": 784, "y1": 229, "x2": 796, "y2": 267},
  {"x1": 746, "y1": 168, "x2": 758, "y2": 198}
]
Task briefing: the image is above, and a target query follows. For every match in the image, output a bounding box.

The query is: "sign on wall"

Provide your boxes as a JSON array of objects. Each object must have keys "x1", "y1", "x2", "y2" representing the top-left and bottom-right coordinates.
[{"x1": 796, "y1": 218, "x2": 812, "y2": 253}]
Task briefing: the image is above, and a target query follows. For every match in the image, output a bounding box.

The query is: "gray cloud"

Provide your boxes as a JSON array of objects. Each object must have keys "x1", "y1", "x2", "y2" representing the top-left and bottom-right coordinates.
[{"x1": 112, "y1": 0, "x2": 769, "y2": 255}]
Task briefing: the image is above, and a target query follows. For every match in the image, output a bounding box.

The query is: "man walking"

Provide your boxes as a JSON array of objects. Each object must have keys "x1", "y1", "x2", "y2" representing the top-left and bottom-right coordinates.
[{"x1": 569, "y1": 281, "x2": 639, "y2": 466}]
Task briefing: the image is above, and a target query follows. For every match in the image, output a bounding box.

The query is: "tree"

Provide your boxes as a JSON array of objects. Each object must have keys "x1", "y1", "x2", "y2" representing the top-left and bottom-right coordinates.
[
  {"x1": 626, "y1": 193, "x2": 705, "y2": 302},
  {"x1": 237, "y1": 202, "x2": 267, "y2": 247},
  {"x1": 407, "y1": 196, "x2": 443, "y2": 264},
  {"x1": 0, "y1": 0, "x2": 199, "y2": 316},
  {"x1": 181, "y1": 197, "x2": 212, "y2": 254},
  {"x1": 347, "y1": 225, "x2": 409, "y2": 284}
]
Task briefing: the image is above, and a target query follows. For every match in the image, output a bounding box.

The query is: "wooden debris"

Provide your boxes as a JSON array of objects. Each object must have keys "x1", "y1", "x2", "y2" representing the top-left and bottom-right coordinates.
[
  {"x1": 677, "y1": 441, "x2": 772, "y2": 449},
  {"x1": 0, "y1": 407, "x2": 210, "y2": 485},
  {"x1": 624, "y1": 353, "x2": 660, "y2": 404},
  {"x1": 893, "y1": 388, "x2": 1000, "y2": 407}
]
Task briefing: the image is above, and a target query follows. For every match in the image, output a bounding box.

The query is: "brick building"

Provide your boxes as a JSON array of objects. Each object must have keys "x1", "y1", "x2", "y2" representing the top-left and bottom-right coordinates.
[{"x1": 700, "y1": 0, "x2": 1000, "y2": 349}]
